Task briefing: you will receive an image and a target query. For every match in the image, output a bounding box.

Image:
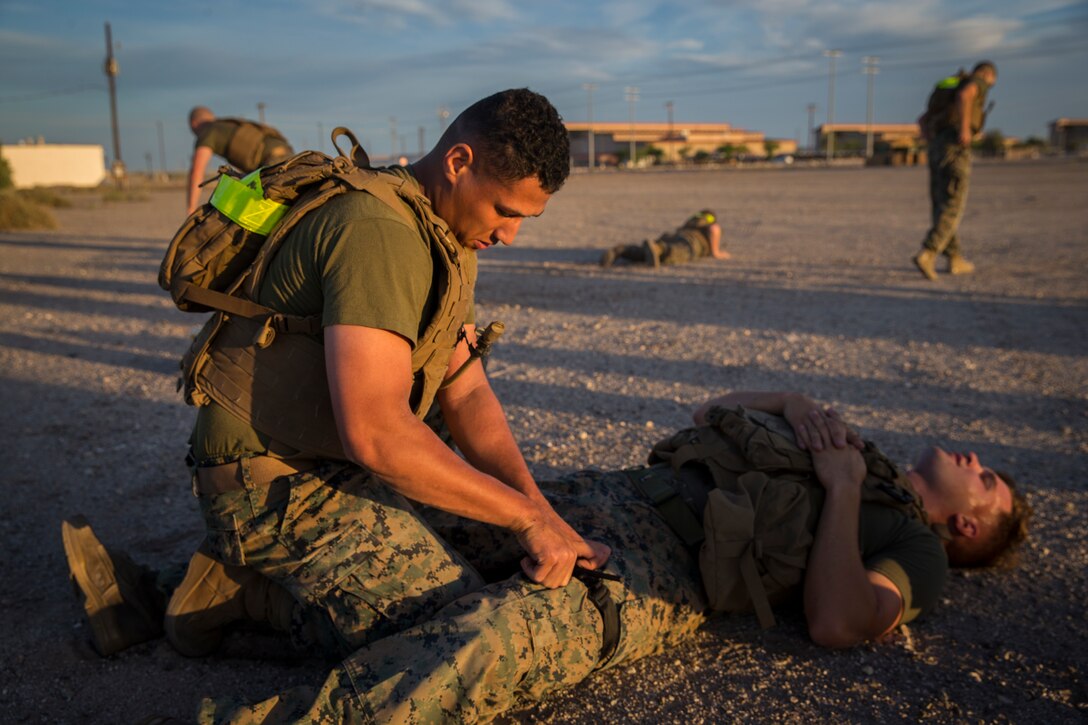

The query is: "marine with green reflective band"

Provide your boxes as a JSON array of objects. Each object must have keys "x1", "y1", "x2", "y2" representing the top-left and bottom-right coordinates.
[{"x1": 210, "y1": 170, "x2": 289, "y2": 236}]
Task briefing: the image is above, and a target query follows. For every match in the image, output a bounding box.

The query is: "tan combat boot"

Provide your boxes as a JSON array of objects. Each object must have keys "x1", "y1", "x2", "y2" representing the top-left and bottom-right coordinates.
[
  {"x1": 61, "y1": 515, "x2": 166, "y2": 656},
  {"x1": 164, "y1": 549, "x2": 295, "y2": 657},
  {"x1": 912, "y1": 248, "x2": 939, "y2": 281},
  {"x1": 948, "y1": 253, "x2": 976, "y2": 275}
]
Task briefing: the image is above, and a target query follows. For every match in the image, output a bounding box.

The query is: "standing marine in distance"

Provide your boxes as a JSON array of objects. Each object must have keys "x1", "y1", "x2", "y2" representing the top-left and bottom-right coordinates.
[{"x1": 913, "y1": 62, "x2": 997, "y2": 280}]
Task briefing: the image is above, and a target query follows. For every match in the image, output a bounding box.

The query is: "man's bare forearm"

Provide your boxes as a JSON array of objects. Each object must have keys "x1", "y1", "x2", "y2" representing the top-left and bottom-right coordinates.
[
  {"x1": 803, "y1": 484, "x2": 878, "y2": 647},
  {"x1": 440, "y1": 376, "x2": 541, "y2": 500}
]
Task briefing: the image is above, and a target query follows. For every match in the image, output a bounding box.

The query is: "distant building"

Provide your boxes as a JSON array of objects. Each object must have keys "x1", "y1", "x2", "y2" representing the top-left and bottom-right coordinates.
[
  {"x1": 1049, "y1": 118, "x2": 1088, "y2": 153},
  {"x1": 565, "y1": 121, "x2": 797, "y2": 166},
  {"x1": 816, "y1": 123, "x2": 922, "y2": 155},
  {"x1": 1, "y1": 141, "x2": 106, "y2": 188}
]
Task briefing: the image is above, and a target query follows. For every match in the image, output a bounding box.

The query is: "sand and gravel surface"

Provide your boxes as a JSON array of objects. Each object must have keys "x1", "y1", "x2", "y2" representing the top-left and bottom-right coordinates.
[{"x1": 1, "y1": 159, "x2": 1085, "y2": 723}]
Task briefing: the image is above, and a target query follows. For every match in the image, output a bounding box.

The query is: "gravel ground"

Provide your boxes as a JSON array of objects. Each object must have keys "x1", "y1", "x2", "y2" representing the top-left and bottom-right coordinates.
[{"x1": 1, "y1": 159, "x2": 1085, "y2": 723}]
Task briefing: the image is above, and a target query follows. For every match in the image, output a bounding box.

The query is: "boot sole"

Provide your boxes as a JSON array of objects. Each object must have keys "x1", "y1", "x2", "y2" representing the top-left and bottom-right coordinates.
[{"x1": 61, "y1": 516, "x2": 124, "y2": 655}]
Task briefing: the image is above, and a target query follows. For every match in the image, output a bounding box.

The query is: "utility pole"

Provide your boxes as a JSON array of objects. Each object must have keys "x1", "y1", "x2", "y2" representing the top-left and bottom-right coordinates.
[
  {"x1": 806, "y1": 103, "x2": 816, "y2": 153},
  {"x1": 863, "y1": 56, "x2": 880, "y2": 160},
  {"x1": 257, "y1": 102, "x2": 266, "y2": 124},
  {"x1": 103, "y1": 22, "x2": 125, "y2": 185},
  {"x1": 582, "y1": 83, "x2": 598, "y2": 170},
  {"x1": 823, "y1": 49, "x2": 842, "y2": 162},
  {"x1": 156, "y1": 120, "x2": 166, "y2": 177},
  {"x1": 625, "y1": 86, "x2": 639, "y2": 167},
  {"x1": 665, "y1": 100, "x2": 675, "y2": 163},
  {"x1": 144, "y1": 151, "x2": 153, "y2": 177}
]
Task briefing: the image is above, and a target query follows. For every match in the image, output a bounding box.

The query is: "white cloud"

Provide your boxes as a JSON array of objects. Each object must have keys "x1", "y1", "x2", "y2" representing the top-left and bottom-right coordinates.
[
  {"x1": 311, "y1": 0, "x2": 517, "y2": 27},
  {"x1": 668, "y1": 38, "x2": 705, "y2": 52}
]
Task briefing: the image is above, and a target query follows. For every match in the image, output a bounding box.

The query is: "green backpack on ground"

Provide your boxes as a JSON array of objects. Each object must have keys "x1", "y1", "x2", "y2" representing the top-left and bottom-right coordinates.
[{"x1": 647, "y1": 406, "x2": 930, "y2": 628}]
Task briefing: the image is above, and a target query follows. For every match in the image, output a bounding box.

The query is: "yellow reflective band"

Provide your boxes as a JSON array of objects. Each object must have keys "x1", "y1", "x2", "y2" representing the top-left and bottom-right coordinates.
[
  {"x1": 210, "y1": 170, "x2": 288, "y2": 235},
  {"x1": 704, "y1": 213, "x2": 716, "y2": 224},
  {"x1": 937, "y1": 76, "x2": 961, "y2": 89}
]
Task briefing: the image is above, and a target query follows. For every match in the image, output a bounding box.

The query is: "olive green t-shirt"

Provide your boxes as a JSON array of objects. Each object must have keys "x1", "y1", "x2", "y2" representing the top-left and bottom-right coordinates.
[
  {"x1": 858, "y1": 502, "x2": 948, "y2": 624},
  {"x1": 802, "y1": 481, "x2": 947, "y2": 625},
  {"x1": 193, "y1": 120, "x2": 236, "y2": 158},
  {"x1": 190, "y1": 167, "x2": 473, "y2": 465}
]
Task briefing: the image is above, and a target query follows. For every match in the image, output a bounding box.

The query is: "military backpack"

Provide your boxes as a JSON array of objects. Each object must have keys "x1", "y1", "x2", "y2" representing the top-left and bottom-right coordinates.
[
  {"x1": 159, "y1": 128, "x2": 476, "y2": 459},
  {"x1": 218, "y1": 117, "x2": 291, "y2": 172}
]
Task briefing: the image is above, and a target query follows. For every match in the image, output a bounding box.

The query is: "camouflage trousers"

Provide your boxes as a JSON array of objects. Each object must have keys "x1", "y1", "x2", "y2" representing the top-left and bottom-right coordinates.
[
  {"x1": 922, "y1": 132, "x2": 973, "y2": 256},
  {"x1": 196, "y1": 459, "x2": 485, "y2": 655},
  {"x1": 198, "y1": 469, "x2": 710, "y2": 724},
  {"x1": 609, "y1": 235, "x2": 706, "y2": 267}
]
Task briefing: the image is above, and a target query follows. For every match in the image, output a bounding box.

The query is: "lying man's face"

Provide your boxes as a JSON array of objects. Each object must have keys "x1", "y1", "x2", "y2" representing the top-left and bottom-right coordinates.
[{"x1": 913, "y1": 446, "x2": 1013, "y2": 522}]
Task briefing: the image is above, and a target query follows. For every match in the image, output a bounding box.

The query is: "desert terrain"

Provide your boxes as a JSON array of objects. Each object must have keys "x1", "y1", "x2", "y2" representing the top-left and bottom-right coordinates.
[{"x1": 1, "y1": 159, "x2": 1085, "y2": 723}]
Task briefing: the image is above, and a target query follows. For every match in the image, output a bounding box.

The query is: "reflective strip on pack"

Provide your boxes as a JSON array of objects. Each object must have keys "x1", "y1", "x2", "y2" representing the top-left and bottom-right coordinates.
[
  {"x1": 936, "y1": 75, "x2": 961, "y2": 89},
  {"x1": 210, "y1": 170, "x2": 288, "y2": 235}
]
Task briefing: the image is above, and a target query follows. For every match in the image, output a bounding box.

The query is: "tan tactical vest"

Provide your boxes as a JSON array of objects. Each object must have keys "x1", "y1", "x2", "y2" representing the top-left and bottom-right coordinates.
[
  {"x1": 220, "y1": 118, "x2": 292, "y2": 171},
  {"x1": 180, "y1": 175, "x2": 475, "y2": 461}
]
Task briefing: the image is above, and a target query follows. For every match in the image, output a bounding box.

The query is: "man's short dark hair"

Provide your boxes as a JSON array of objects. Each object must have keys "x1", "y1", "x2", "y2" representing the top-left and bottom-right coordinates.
[
  {"x1": 442, "y1": 89, "x2": 570, "y2": 194},
  {"x1": 947, "y1": 469, "x2": 1030, "y2": 568},
  {"x1": 972, "y1": 61, "x2": 997, "y2": 78}
]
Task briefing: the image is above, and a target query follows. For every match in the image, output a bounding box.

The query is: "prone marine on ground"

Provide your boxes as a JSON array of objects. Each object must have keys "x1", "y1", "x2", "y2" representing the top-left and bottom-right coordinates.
[
  {"x1": 600, "y1": 209, "x2": 729, "y2": 268},
  {"x1": 64, "y1": 89, "x2": 608, "y2": 664},
  {"x1": 65, "y1": 389, "x2": 1030, "y2": 723},
  {"x1": 186, "y1": 106, "x2": 295, "y2": 215},
  {"x1": 912, "y1": 61, "x2": 997, "y2": 280}
]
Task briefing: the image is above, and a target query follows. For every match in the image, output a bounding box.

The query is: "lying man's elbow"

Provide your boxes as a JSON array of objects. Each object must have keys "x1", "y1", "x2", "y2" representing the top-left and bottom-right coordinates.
[{"x1": 807, "y1": 618, "x2": 866, "y2": 649}]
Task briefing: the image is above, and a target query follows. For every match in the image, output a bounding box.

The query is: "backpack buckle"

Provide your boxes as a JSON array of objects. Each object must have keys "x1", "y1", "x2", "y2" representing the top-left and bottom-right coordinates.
[{"x1": 253, "y1": 318, "x2": 276, "y2": 348}]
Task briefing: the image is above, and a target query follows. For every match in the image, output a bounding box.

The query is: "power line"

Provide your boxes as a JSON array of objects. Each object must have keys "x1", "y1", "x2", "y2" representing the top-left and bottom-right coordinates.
[{"x1": 0, "y1": 85, "x2": 104, "y2": 104}]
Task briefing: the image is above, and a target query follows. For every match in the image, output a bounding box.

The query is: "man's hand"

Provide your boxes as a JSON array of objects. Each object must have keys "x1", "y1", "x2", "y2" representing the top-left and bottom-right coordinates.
[
  {"x1": 812, "y1": 443, "x2": 867, "y2": 494},
  {"x1": 512, "y1": 502, "x2": 611, "y2": 588},
  {"x1": 958, "y1": 129, "x2": 973, "y2": 148},
  {"x1": 782, "y1": 394, "x2": 863, "y2": 452}
]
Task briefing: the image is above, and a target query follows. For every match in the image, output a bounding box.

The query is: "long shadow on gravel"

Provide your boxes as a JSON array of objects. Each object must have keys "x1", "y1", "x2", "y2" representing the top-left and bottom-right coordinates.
[{"x1": 476, "y1": 263, "x2": 1085, "y2": 357}]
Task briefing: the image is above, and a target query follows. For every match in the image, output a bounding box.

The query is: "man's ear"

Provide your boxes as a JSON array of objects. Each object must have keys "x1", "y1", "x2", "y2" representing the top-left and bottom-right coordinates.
[
  {"x1": 443, "y1": 143, "x2": 474, "y2": 183},
  {"x1": 950, "y1": 512, "x2": 979, "y2": 540}
]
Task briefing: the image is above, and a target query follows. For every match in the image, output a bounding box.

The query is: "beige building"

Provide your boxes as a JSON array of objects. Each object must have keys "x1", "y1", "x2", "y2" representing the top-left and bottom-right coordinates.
[
  {"x1": 816, "y1": 123, "x2": 922, "y2": 155},
  {"x1": 1, "y1": 142, "x2": 107, "y2": 188},
  {"x1": 566, "y1": 121, "x2": 797, "y2": 166},
  {"x1": 1049, "y1": 118, "x2": 1088, "y2": 153}
]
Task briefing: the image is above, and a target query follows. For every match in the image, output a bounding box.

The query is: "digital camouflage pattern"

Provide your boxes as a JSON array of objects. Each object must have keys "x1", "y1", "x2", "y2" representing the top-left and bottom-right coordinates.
[
  {"x1": 922, "y1": 131, "x2": 973, "y2": 257},
  {"x1": 197, "y1": 461, "x2": 485, "y2": 655},
  {"x1": 198, "y1": 470, "x2": 710, "y2": 724},
  {"x1": 601, "y1": 211, "x2": 714, "y2": 268}
]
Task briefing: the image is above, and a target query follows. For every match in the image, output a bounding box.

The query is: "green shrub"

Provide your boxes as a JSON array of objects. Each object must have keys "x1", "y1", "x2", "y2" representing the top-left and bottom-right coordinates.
[
  {"x1": 0, "y1": 191, "x2": 57, "y2": 230},
  {"x1": 0, "y1": 156, "x2": 12, "y2": 190},
  {"x1": 17, "y1": 187, "x2": 72, "y2": 208}
]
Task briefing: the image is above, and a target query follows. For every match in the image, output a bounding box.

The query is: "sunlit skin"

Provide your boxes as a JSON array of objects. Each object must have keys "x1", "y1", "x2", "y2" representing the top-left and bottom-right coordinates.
[
  {"x1": 908, "y1": 446, "x2": 1013, "y2": 536},
  {"x1": 415, "y1": 144, "x2": 550, "y2": 252}
]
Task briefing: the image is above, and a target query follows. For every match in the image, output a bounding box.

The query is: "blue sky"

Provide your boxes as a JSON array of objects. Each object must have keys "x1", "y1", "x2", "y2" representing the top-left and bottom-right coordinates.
[{"x1": 2, "y1": 0, "x2": 1086, "y2": 170}]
